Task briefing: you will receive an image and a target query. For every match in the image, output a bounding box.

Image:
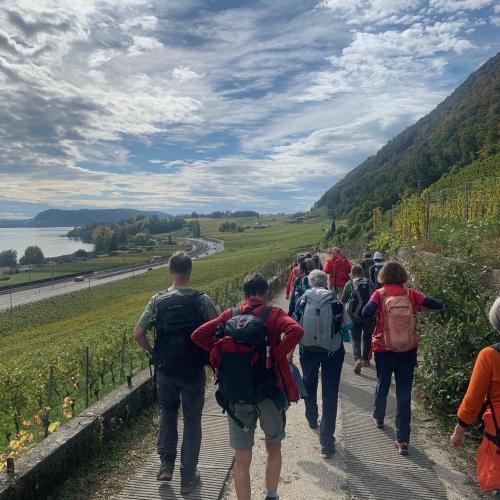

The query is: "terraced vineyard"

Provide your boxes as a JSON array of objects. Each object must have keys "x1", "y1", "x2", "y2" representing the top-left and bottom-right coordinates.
[{"x1": 0, "y1": 213, "x2": 327, "y2": 462}]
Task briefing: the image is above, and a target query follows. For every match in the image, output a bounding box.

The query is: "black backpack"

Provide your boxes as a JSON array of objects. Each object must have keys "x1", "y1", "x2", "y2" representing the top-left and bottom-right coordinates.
[
  {"x1": 288, "y1": 276, "x2": 306, "y2": 316},
  {"x1": 361, "y1": 258, "x2": 374, "y2": 278},
  {"x1": 372, "y1": 263, "x2": 384, "y2": 290},
  {"x1": 348, "y1": 277, "x2": 374, "y2": 319},
  {"x1": 150, "y1": 289, "x2": 209, "y2": 377},
  {"x1": 215, "y1": 305, "x2": 277, "y2": 405}
]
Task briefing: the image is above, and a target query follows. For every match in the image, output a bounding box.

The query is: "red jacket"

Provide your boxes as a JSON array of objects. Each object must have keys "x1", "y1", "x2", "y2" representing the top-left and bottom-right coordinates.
[
  {"x1": 324, "y1": 255, "x2": 352, "y2": 288},
  {"x1": 192, "y1": 298, "x2": 304, "y2": 401},
  {"x1": 285, "y1": 266, "x2": 302, "y2": 296}
]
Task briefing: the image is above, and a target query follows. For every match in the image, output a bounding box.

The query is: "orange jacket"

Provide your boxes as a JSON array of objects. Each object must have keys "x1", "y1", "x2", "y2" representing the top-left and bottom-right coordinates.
[{"x1": 457, "y1": 347, "x2": 500, "y2": 426}]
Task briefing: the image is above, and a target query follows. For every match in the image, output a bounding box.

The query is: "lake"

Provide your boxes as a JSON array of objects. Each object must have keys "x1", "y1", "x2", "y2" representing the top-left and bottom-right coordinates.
[{"x1": 0, "y1": 227, "x2": 94, "y2": 259}]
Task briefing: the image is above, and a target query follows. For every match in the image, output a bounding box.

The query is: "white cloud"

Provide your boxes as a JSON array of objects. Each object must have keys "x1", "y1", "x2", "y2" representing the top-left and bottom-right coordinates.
[{"x1": 126, "y1": 35, "x2": 163, "y2": 56}]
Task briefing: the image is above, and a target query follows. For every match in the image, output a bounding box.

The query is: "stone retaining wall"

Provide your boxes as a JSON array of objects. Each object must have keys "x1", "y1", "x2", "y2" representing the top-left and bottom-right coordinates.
[{"x1": 0, "y1": 369, "x2": 155, "y2": 500}]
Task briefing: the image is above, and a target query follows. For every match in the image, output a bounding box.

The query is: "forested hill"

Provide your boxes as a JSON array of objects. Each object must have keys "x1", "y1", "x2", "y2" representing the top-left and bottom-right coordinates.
[
  {"x1": 31, "y1": 208, "x2": 172, "y2": 226},
  {"x1": 315, "y1": 52, "x2": 500, "y2": 219}
]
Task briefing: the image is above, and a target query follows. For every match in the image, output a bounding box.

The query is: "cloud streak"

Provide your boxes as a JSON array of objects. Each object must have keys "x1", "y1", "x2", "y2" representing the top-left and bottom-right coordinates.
[{"x1": 0, "y1": 0, "x2": 499, "y2": 218}]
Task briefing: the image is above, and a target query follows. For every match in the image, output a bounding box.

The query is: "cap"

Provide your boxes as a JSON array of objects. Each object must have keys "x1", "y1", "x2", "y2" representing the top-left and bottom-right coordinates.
[
  {"x1": 373, "y1": 251, "x2": 383, "y2": 260},
  {"x1": 297, "y1": 255, "x2": 306, "y2": 263}
]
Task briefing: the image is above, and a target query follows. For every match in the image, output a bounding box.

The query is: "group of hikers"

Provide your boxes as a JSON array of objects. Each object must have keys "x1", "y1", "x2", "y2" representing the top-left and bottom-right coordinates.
[{"x1": 133, "y1": 248, "x2": 500, "y2": 499}]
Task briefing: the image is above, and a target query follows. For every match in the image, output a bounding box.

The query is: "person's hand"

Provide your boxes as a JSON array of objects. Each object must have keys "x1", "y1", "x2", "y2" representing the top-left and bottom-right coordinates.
[
  {"x1": 285, "y1": 294, "x2": 290, "y2": 301},
  {"x1": 450, "y1": 424, "x2": 466, "y2": 450}
]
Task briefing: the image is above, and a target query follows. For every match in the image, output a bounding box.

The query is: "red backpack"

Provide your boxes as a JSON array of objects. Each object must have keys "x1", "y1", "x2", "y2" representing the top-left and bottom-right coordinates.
[{"x1": 377, "y1": 288, "x2": 418, "y2": 352}]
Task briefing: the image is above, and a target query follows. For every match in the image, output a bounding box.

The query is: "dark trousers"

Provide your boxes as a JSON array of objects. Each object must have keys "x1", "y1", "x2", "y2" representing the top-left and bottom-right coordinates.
[
  {"x1": 350, "y1": 320, "x2": 375, "y2": 361},
  {"x1": 156, "y1": 369, "x2": 206, "y2": 481},
  {"x1": 373, "y1": 348, "x2": 417, "y2": 443},
  {"x1": 299, "y1": 345, "x2": 345, "y2": 448}
]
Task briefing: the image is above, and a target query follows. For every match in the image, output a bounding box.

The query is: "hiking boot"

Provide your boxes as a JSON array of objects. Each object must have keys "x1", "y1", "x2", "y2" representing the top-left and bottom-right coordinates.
[
  {"x1": 374, "y1": 418, "x2": 384, "y2": 429},
  {"x1": 395, "y1": 440, "x2": 409, "y2": 455},
  {"x1": 180, "y1": 470, "x2": 201, "y2": 494},
  {"x1": 308, "y1": 420, "x2": 318, "y2": 429},
  {"x1": 157, "y1": 461, "x2": 174, "y2": 481},
  {"x1": 321, "y1": 445, "x2": 335, "y2": 458},
  {"x1": 362, "y1": 360, "x2": 370, "y2": 367},
  {"x1": 354, "y1": 358, "x2": 363, "y2": 373}
]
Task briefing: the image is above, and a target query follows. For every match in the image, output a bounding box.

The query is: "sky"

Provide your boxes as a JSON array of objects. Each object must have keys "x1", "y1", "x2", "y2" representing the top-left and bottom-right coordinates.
[{"x1": 0, "y1": 0, "x2": 499, "y2": 219}]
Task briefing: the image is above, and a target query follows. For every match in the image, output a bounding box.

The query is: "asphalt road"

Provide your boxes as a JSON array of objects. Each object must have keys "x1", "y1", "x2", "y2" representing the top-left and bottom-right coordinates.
[{"x1": 0, "y1": 237, "x2": 223, "y2": 312}]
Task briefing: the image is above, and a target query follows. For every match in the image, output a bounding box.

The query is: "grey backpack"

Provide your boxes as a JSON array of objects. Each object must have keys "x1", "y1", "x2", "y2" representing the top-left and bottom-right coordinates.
[{"x1": 296, "y1": 288, "x2": 343, "y2": 353}]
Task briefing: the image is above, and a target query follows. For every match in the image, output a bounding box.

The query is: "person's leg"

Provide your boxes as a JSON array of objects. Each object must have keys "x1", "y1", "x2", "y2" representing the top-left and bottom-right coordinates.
[
  {"x1": 361, "y1": 321, "x2": 375, "y2": 362},
  {"x1": 299, "y1": 348, "x2": 321, "y2": 426},
  {"x1": 234, "y1": 449, "x2": 252, "y2": 500},
  {"x1": 156, "y1": 370, "x2": 180, "y2": 466},
  {"x1": 178, "y1": 369, "x2": 206, "y2": 483},
  {"x1": 265, "y1": 440, "x2": 282, "y2": 493},
  {"x1": 319, "y1": 345, "x2": 345, "y2": 449},
  {"x1": 350, "y1": 322, "x2": 362, "y2": 361},
  {"x1": 393, "y1": 349, "x2": 418, "y2": 443},
  {"x1": 373, "y1": 351, "x2": 396, "y2": 423}
]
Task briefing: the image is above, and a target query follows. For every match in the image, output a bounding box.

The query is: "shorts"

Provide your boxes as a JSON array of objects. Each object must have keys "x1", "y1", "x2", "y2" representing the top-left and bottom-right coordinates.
[{"x1": 228, "y1": 397, "x2": 287, "y2": 451}]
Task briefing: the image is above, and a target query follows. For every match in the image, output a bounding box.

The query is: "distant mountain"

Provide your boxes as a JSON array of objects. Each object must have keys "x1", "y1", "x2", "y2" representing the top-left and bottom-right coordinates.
[
  {"x1": 18, "y1": 209, "x2": 173, "y2": 227},
  {"x1": 315, "y1": 52, "x2": 500, "y2": 219}
]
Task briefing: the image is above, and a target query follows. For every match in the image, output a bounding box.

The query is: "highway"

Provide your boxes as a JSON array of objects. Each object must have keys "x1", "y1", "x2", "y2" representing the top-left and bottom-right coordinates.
[{"x1": 0, "y1": 237, "x2": 224, "y2": 312}]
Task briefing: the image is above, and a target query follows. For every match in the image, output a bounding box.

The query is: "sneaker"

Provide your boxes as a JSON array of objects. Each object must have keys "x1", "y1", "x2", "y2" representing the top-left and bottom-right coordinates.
[
  {"x1": 157, "y1": 461, "x2": 174, "y2": 481},
  {"x1": 374, "y1": 418, "x2": 384, "y2": 429},
  {"x1": 265, "y1": 496, "x2": 280, "y2": 500},
  {"x1": 395, "y1": 440, "x2": 409, "y2": 455},
  {"x1": 308, "y1": 420, "x2": 318, "y2": 429},
  {"x1": 362, "y1": 360, "x2": 370, "y2": 367},
  {"x1": 321, "y1": 445, "x2": 335, "y2": 458},
  {"x1": 180, "y1": 470, "x2": 201, "y2": 494},
  {"x1": 354, "y1": 359, "x2": 363, "y2": 373}
]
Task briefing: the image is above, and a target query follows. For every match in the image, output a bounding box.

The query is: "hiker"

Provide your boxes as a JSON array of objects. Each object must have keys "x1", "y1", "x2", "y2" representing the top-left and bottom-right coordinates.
[
  {"x1": 324, "y1": 246, "x2": 352, "y2": 299},
  {"x1": 312, "y1": 254, "x2": 323, "y2": 270},
  {"x1": 360, "y1": 252, "x2": 374, "y2": 279},
  {"x1": 341, "y1": 265, "x2": 375, "y2": 373},
  {"x1": 288, "y1": 257, "x2": 315, "y2": 316},
  {"x1": 133, "y1": 251, "x2": 218, "y2": 493},
  {"x1": 450, "y1": 296, "x2": 500, "y2": 494},
  {"x1": 285, "y1": 254, "x2": 305, "y2": 303},
  {"x1": 369, "y1": 251, "x2": 384, "y2": 289},
  {"x1": 192, "y1": 273, "x2": 303, "y2": 500},
  {"x1": 292, "y1": 269, "x2": 345, "y2": 458},
  {"x1": 362, "y1": 261, "x2": 443, "y2": 455}
]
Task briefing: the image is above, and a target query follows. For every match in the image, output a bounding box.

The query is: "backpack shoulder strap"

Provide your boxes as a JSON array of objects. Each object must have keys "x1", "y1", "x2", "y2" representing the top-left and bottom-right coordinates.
[{"x1": 256, "y1": 305, "x2": 273, "y2": 322}]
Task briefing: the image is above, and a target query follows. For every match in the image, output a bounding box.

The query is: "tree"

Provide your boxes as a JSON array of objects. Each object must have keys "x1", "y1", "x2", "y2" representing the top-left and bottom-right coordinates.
[
  {"x1": 0, "y1": 249, "x2": 17, "y2": 267},
  {"x1": 92, "y1": 225, "x2": 116, "y2": 254},
  {"x1": 74, "y1": 249, "x2": 88, "y2": 258},
  {"x1": 133, "y1": 233, "x2": 148, "y2": 246},
  {"x1": 330, "y1": 220, "x2": 336, "y2": 234},
  {"x1": 20, "y1": 246, "x2": 44, "y2": 265}
]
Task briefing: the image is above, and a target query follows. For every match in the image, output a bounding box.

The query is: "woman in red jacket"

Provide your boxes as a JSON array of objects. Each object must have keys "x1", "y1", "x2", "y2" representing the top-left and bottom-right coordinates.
[
  {"x1": 362, "y1": 261, "x2": 443, "y2": 455},
  {"x1": 450, "y1": 297, "x2": 500, "y2": 495}
]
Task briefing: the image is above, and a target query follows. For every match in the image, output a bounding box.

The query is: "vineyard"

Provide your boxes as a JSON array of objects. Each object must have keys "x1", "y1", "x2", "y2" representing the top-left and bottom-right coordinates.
[
  {"x1": 0, "y1": 214, "x2": 325, "y2": 465},
  {"x1": 393, "y1": 175, "x2": 500, "y2": 241}
]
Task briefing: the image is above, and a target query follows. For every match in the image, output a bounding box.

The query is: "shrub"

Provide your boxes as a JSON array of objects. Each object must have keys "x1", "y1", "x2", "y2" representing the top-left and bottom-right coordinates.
[{"x1": 406, "y1": 251, "x2": 496, "y2": 428}]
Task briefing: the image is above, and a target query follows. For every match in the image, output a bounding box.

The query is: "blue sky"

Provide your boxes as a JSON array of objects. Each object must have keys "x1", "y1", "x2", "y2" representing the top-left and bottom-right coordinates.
[{"x1": 0, "y1": 0, "x2": 499, "y2": 218}]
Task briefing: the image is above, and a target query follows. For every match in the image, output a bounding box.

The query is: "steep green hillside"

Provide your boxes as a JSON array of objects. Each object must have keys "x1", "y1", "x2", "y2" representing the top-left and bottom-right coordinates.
[{"x1": 316, "y1": 52, "x2": 500, "y2": 218}]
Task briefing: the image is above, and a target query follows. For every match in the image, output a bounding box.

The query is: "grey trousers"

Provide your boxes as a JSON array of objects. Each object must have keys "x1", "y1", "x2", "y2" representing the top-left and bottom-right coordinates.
[{"x1": 156, "y1": 368, "x2": 206, "y2": 481}]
